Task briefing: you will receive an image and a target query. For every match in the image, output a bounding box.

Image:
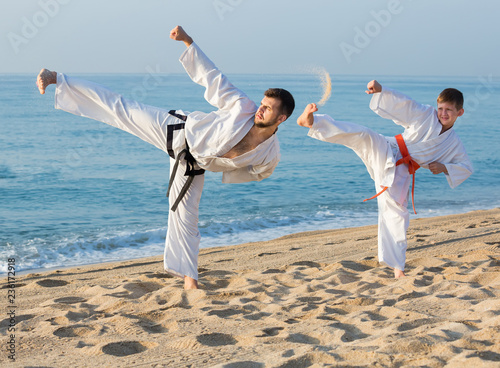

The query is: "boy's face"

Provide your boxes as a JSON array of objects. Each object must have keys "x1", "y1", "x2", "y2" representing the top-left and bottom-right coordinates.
[{"x1": 437, "y1": 101, "x2": 464, "y2": 131}]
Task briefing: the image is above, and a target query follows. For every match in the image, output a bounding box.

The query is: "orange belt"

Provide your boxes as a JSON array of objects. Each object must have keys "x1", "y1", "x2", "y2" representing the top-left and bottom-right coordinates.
[{"x1": 363, "y1": 134, "x2": 420, "y2": 214}]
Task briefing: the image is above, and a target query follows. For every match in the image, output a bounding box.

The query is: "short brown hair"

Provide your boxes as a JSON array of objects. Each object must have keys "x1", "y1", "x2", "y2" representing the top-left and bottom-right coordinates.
[
  {"x1": 437, "y1": 88, "x2": 464, "y2": 110},
  {"x1": 264, "y1": 88, "x2": 295, "y2": 119}
]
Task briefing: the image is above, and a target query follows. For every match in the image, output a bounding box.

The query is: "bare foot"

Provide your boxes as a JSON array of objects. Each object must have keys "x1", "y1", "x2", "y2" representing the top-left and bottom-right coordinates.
[
  {"x1": 36, "y1": 68, "x2": 57, "y2": 94},
  {"x1": 184, "y1": 276, "x2": 198, "y2": 290},
  {"x1": 394, "y1": 269, "x2": 406, "y2": 278},
  {"x1": 296, "y1": 103, "x2": 318, "y2": 128}
]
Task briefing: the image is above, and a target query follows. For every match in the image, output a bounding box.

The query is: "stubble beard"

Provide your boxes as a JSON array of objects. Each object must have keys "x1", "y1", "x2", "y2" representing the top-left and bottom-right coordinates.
[{"x1": 254, "y1": 116, "x2": 277, "y2": 129}]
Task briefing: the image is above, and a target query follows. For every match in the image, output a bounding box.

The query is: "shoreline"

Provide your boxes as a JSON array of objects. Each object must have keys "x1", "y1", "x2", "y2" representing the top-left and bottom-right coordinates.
[
  {"x1": 4, "y1": 208, "x2": 500, "y2": 367},
  {"x1": 16, "y1": 207, "x2": 500, "y2": 278}
]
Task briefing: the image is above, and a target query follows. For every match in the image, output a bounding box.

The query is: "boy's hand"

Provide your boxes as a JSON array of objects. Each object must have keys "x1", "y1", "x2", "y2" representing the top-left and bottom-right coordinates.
[
  {"x1": 365, "y1": 80, "x2": 382, "y2": 94},
  {"x1": 429, "y1": 161, "x2": 448, "y2": 175},
  {"x1": 170, "y1": 25, "x2": 193, "y2": 47}
]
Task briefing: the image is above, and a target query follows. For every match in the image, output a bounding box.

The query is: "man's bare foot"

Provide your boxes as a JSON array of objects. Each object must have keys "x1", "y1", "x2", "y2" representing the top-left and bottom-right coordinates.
[
  {"x1": 394, "y1": 269, "x2": 406, "y2": 278},
  {"x1": 37, "y1": 68, "x2": 57, "y2": 94},
  {"x1": 184, "y1": 276, "x2": 198, "y2": 290},
  {"x1": 297, "y1": 103, "x2": 318, "y2": 128}
]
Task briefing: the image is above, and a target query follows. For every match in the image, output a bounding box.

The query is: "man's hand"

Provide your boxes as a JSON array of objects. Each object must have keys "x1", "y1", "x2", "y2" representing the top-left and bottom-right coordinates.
[
  {"x1": 365, "y1": 80, "x2": 382, "y2": 94},
  {"x1": 170, "y1": 25, "x2": 193, "y2": 47},
  {"x1": 297, "y1": 103, "x2": 318, "y2": 128},
  {"x1": 428, "y1": 161, "x2": 448, "y2": 175}
]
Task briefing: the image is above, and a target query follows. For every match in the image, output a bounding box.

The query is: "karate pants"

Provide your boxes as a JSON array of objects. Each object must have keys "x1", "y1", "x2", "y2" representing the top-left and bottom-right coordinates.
[
  {"x1": 310, "y1": 117, "x2": 411, "y2": 271},
  {"x1": 55, "y1": 74, "x2": 204, "y2": 280}
]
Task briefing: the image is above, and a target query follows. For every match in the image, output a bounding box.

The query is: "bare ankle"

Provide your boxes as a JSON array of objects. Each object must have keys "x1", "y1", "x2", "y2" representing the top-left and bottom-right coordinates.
[
  {"x1": 394, "y1": 269, "x2": 406, "y2": 278},
  {"x1": 184, "y1": 276, "x2": 198, "y2": 290}
]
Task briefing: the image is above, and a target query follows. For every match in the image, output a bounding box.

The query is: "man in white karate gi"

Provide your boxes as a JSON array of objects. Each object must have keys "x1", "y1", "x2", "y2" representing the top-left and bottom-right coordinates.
[
  {"x1": 297, "y1": 80, "x2": 472, "y2": 278},
  {"x1": 37, "y1": 26, "x2": 295, "y2": 289}
]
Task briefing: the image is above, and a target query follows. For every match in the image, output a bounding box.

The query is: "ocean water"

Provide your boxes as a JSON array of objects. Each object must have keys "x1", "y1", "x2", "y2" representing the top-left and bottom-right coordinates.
[{"x1": 1, "y1": 73, "x2": 499, "y2": 273}]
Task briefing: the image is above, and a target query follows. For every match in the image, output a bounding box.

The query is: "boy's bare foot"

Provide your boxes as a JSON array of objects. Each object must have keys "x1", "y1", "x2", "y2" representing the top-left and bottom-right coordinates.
[
  {"x1": 394, "y1": 269, "x2": 406, "y2": 278},
  {"x1": 184, "y1": 276, "x2": 198, "y2": 290},
  {"x1": 37, "y1": 68, "x2": 57, "y2": 94},
  {"x1": 297, "y1": 103, "x2": 318, "y2": 128}
]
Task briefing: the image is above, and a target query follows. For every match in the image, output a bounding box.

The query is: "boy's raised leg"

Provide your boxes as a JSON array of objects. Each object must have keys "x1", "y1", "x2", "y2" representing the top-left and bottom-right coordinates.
[{"x1": 297, "y1": 103, "x2": 318, "y2": 128}]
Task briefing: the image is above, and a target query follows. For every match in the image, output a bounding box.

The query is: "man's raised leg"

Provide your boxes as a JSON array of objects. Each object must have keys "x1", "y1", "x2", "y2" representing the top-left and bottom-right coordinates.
[{"x1": 37, "y1": 68, "x2": 57, "y2": 94}]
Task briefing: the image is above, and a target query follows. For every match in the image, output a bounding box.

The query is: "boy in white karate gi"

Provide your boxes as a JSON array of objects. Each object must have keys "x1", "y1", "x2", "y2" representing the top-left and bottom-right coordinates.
[
  {"x1": 37, "y1": 26, "x2": 295, "y2": 289},
  {"x1": 297, "y1": 80, "x2": 472, "y2": 278}
]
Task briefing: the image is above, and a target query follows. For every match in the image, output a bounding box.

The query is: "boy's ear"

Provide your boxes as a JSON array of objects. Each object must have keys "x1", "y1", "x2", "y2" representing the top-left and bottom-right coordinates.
[{"x1": 458, "y1": 108, "x2": 464, "y2": 117}]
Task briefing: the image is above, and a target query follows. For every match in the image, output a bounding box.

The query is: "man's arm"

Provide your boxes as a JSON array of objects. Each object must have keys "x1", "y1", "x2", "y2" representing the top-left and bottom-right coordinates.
[
  {"x1": 170, "y1": 25, "x2": 193, "y2": 48},
  {"x1": 174, "y1": 27, "x2": 254, "y2": 112}
]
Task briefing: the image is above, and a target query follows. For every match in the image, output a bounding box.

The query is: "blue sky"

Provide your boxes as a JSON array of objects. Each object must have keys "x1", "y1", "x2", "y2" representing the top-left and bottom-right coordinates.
[{"x1": 2, "y1": 0, "x2": 498, "y2": 77}]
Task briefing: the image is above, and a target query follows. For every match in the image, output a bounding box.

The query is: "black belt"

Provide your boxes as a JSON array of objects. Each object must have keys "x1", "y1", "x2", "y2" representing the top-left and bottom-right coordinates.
[{"x1": 166, "y1": 110, "x2": 205, "y2": 212}]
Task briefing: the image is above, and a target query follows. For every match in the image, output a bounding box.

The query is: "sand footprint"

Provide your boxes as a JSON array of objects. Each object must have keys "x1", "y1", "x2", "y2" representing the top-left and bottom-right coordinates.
[
  {"x1": 53, "y1": 324, "x2": 100, "y2": 338},
  {"x1": 107, "y1": 281, "x2": 164, "y2": 299},
  {"x1": 53, "y1": 296, "x2": 87, "y2": 304},
  {"x1": 36, "y1": 279, "x2": 69, "y2": 287},
  {"x1": 196, "y1": 332, "x2": 238, "y2": 346},
  {"x1": 0, "y1": 314, "x2": 36, "y2": 328},
  {"x1": 258, "y1": 327, "x2": 284, "y2": 337},
  {"x1": 329, "y1": 322, "x2": 370, "y2": 342},
  {"x1": 101, "y1": 340, "x2": 157, "y2": 357},
  {"x1": 286, "y1": 333, "x2": 321, "y2": 345},
  {"x1": 274, "y1": 352, "x2": 338, "y2": 368}
]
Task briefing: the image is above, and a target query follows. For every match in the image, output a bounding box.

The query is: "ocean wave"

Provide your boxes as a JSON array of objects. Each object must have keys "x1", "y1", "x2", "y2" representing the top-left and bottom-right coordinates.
[{"x1": 1, "y1": 208, "x2": 377, "y2": 274}]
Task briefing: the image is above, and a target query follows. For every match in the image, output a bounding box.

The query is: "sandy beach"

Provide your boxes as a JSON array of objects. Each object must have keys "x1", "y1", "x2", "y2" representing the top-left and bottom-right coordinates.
[{"x1": 2, "y1": 208, "x2": 499, "y2": 367}]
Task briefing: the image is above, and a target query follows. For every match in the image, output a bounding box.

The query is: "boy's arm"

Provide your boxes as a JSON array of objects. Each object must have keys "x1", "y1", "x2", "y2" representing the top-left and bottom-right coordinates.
[
  {"x1": 429, "y1": 162, "x2": 448, "y2": 175},
  {"x1": 429, "y1": 150, "x2": 473, "y2": 189},
  {"x1": 171, "y1": 26, "x2": 254, "y2": 112},
  {"x1": 367, "y1": 80, "x2": 434, "y2": 129}
]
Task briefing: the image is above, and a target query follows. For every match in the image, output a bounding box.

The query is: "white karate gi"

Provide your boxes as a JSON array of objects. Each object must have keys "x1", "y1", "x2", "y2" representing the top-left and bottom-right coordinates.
[
  {"x1": 308, "y1": 87, "x2": 473, "y2": 271},
  {"x1": 54, "y1": 43, "x2": 281, "y2": 280}
]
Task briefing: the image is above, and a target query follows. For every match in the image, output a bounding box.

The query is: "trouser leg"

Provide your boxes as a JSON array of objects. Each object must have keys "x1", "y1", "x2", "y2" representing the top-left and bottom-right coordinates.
[
  {"x1": 311, "y1": 117, "x2": 394, "y2": 185},
  {"x1": 375, "y1": 165, "x2": 411, "y2": 271},
  {"x1": 164, "y1": 157, "x2": 205, "y2": 280},
  {"x1": 55, "y1": 74, "x2": 204, "y2": 277},
  {"x1": 311, "y1": 116, "x2": 411, "y2": 270},
  {"x1": 55, "y1": 73, "x2": 183, "y2": 153},
  {"x1": 376, "y1": 192, "x2": 410, "y2": 271}
]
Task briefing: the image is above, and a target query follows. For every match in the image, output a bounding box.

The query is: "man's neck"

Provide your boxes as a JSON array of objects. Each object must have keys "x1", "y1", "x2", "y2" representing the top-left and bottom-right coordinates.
[
  {"x1": 221, "y1": 124, "x2": 277, "y2": 159},
  {"x1": 250, "y1": 124, "x2": 278, "y2": 143}
]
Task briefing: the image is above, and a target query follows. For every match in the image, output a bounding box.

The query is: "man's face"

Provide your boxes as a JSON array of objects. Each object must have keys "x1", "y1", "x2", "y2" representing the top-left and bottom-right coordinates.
[
  {"x1": 254, "y1": 96, "x2": 286, "y2": 128},
  {"x1": 437, "y1": 101, "x2": 464, "y2": 131}
]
